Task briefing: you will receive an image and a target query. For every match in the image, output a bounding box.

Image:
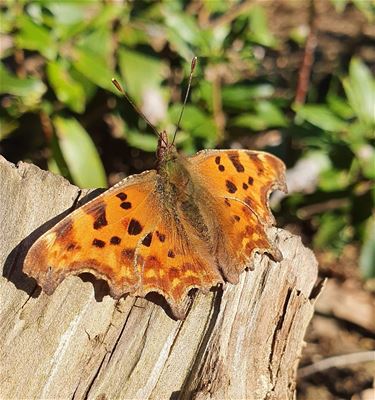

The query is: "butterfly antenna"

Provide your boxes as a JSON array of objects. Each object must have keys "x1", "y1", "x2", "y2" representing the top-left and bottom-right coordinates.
[
  {"x1": 171, "y1": 56, "x2": 197, "y2": 145},
  {"x1": 111, "y1": 78, "x2": 167, "y2": 145}
]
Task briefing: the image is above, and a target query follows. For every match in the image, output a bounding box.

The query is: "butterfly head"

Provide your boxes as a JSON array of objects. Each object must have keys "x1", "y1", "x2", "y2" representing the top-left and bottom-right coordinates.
[{"x1": 156, "y1": 129, "x2": 178, "y2": 169}]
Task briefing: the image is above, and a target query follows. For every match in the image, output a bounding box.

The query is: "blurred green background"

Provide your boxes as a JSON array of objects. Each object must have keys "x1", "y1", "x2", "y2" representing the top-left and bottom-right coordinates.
[{"x1": 0, "y1": 0, "x2": 374, "y2": 280}]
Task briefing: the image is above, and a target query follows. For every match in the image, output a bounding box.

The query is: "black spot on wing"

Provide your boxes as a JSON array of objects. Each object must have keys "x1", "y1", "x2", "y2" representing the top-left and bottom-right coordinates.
[
  {"x1": 86, "y1": 202, "x2": 108, "y2": 230},
  {"x1": 120, "y1": 202, "x2": 132, "y2": 210},
  {"x1": 228, "y1": 152, "x2": 245, "y2": 172},
  {"x1": 110, "y1": 236, "x2": 121, "y2": 245},
  {"x1": 93, "y1": 238, "x2": 105, "y2": 248},
  {"x1": 167, "y1": 250, "x2": 175, "y2": 258},
  {"x1": 142, "y1": 232, "x2": 152, "y2": 247},
  {"x1": 214, "y1": 155, "x2": 225, "y2": 172},
  {"x1": 93, "y1": 212, "x2": 108, "y2": 230},
  {"x1": 128, "y1": 219, "x2": 143, "y2": 235},
  {"x1": 247, "y1": 153, "x2": 264, "y2": 175},
  {"x1": 226, "y1": 180, "x2": 237, "y2": 194},
  {"x1": 116, "y1": 192, "x2": 127, "y2": 201},
  {"x1": 156, "y1": 231, "x2": 166, "y2": 242}
]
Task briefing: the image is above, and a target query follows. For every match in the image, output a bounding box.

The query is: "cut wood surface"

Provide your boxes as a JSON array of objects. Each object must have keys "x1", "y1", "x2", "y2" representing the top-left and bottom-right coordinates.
[{"x1": 0, "y1": 155, "x2": 321, "y2": 400}]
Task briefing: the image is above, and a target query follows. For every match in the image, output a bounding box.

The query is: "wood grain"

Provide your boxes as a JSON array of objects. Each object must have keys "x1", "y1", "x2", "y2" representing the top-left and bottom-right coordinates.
[{"x1": 0, "y1": 155, "x2": 321, "y2": 400}]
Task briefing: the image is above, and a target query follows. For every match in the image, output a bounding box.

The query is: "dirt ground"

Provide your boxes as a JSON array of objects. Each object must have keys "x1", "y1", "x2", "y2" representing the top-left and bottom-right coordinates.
[{"x1": 297, "y1": 245, "x2": 375, "y2": 399}]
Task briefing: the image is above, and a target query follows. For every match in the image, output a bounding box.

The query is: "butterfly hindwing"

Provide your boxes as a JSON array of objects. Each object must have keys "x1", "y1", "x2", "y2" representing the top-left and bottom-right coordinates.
[{"x1": 133, "y1": 216, "x2": 222, "y2": 317}]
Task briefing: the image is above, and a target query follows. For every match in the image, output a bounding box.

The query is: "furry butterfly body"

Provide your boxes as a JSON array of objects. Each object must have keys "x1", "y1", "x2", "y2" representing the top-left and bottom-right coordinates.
[{"x1": 24, "y1": 131, "x2": 286, "y2": 319}]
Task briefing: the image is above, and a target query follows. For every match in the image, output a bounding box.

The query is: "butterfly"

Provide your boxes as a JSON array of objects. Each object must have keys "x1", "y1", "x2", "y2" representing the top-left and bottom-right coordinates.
[{"x1": 23, "y1": 59, "x2": 287, "y2": 319}]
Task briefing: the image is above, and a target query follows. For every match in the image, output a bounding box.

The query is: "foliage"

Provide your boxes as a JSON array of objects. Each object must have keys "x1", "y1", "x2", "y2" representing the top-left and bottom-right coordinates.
[
  {"x1": 0, "y1": 1, "x2": 374, "y2": 276},
  {"x1": 289, "y1": 57, "x2": 375, "y2": 276}
]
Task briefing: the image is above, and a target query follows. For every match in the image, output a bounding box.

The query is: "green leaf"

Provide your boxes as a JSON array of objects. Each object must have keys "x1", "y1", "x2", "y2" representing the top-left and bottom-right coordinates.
[
  {"x1": 248, "y1": 5, "x2": 278, "y2": 48},
  {"x1": 163, "y1": 8, "x2": 201, "y2": 46},
  {"x1": 202, "y1": 0, "x2": 230, "y2": 14},
  {"x1": 42, "y1": 3, "x2": 88, "y2": 25},
  {"x1": 208, "y1": 25, "x2": 230, "y2": 53},
  {"x1": 76, "y1": 28, "x2": 113, "y2": 64},
  {"x1": 319, "y1": 168, "x2": 351, "y2": 191},
  {"x1": 360, "y1": 217, "x2": 375, "y2": 279},
  {"x1": 343, "y1": 57, "x2": 375, "y2": 128},
  {"x1": 256, "y1": 101, "x2": 288, "y2": 126},
  {"x1": 296, "y1": 104, "x2": 347, "y2": 132},
  {"x1": 327, "y1": 94, "x2": 354, "y2": 120},
  {"x1": 0, "y1": 7, "x2": 16, "y2": 35},
  {"x1": 351, "y1": 0, "x2": 374, "y2": 21},
  {"x1": 15, "y1": 15, "x2": 57, "y2": 60},
  {"x1": 233, "y1": 101, "x2": 288, "y2": 130},
  {"x1": 169, "y1": 104, "x2": 216, "y2": 142},
  {"x1": 72, "y1": 47, "x2": 119, "y2": 93},
  {"x1": 329, "y1": 0, "x2": 349, "y2": 13},
  {"x1": 222, "y1": 84, "x2": 274, "y2": 110},
  {"x1": 48, "y1": 131, "x2": 72, "y2": 181},
  {"x1": 118, "y1": 48, "x2": 165, "y2": 103},
  {"x1": 162, "y1": 6, "x2": 203, "y2": 59},
  {"x1": 0, "y1": 63, "x2": 46, "y2": 99},
  {"x1": 0, "y1": 117, "x2": 19, "y2": 140},
  {"x1": 313, "y1": 212, "x2": 349, "y2": 249},
  {"x1": 126, "y1": 130, "x2": 158, "y2": 152},
  {"x1": 232, "y1": 114, "x2": 266, "y2": 130},
  {"x1": 47, "y1": 61, "x2": 86, "y2": 113},
  {"x1": 196, "y1": 80, "x2": 214, "y2": 112},
  {"x1": 352, "y1": 143, "x2": 375, "y2": 179},
  {"x1": 53, "y1": 116, "x2": 107, "y2": 188}
]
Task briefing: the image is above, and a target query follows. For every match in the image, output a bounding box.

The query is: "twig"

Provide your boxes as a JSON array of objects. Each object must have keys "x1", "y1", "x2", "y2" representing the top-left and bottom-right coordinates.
[
  {"x1": 212, "y1": 74, "x2": 225, "y2": 143},
  {"x1": 298, "y1": 351, "x2": 375, "y2": 378},
  {"x1": 298, "y1": 198, "x2": 350, "y2": 219},
  {"x1": 295, "y1": 0, "x2": 318, "y2": 105},
  {"x1": 39, "y1": 111, "x2": 53, "y2": 142},
  {"x1": 206, "y1": 0, "x2": 254, "y2": 29}
]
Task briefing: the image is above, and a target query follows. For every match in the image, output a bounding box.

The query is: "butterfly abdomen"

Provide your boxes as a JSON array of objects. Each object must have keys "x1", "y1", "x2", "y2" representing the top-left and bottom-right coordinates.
[{"x1": 179, "y1": 199, "x2": 210, "y2": 241}]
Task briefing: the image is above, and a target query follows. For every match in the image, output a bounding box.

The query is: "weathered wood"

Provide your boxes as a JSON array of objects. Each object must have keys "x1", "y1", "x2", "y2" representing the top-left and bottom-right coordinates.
[{"x1": 0, "y1": 155, "x2": 321, "y2": 400}]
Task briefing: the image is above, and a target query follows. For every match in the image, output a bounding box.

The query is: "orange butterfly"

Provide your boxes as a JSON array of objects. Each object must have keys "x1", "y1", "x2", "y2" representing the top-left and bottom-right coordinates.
[{"x1": 24, "y1": 59, "x2": 287, "y2": 319}]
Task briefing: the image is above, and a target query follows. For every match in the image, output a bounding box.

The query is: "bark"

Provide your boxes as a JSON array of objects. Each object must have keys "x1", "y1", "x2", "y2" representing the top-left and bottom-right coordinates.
[{"x1": 0, "y1": 155, "x2": 321, "y2": 400}]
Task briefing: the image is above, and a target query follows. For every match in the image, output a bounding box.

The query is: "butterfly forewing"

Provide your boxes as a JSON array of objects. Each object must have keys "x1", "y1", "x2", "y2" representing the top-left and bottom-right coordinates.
[
  {"x1": 24, "y1": 171, "x2": 159, "y2": 296},
  {"x1": 187, "y1": 149, "x2": 286, "y2": 281}
]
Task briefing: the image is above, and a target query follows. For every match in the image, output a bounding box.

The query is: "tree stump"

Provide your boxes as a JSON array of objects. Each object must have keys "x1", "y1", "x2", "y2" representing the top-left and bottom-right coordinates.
[{"x1": 0, "y1": 155, "x2": 321, "y2": 400}]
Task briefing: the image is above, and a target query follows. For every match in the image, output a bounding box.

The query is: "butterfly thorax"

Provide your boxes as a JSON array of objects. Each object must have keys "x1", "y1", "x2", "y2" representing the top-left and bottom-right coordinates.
[
  {"x1": 156, "y1": 131, "x2": 190, "y2": 192},
  {"x1": 157, "y1": 146, "x2": 192, "y2": 201}
]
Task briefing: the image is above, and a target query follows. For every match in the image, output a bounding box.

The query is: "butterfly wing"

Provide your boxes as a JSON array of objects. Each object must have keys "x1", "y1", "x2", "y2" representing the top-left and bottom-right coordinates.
[
  {"x1": 24, "y1": 169, "x2": 222, "y2": 318},
  {"x1": 188, "y1": 149, "x2": 287, "y2": 283},
  {"x1": 24, "y1": 171, "x2": 160, "y2": 296}
]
